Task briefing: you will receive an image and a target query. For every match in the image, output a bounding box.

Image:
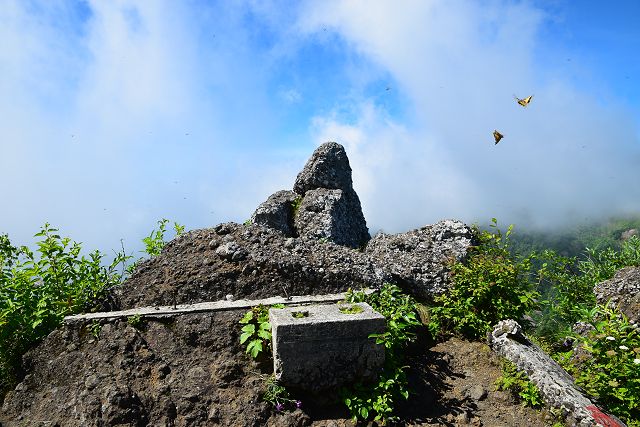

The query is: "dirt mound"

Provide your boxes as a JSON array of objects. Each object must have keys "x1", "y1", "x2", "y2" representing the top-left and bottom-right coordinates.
[{"x1": 0, "y1": 308, "x2": 554, "y2": 426}]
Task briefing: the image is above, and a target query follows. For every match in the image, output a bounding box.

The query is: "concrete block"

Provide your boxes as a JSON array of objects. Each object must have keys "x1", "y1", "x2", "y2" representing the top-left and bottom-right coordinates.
[{"x1": 269, "y1": 302, "x2": 385, "y2": 391}]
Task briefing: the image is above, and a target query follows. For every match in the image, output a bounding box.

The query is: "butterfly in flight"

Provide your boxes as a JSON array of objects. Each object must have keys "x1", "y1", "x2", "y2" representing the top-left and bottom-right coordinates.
[
  {"x1": 493, "y1": 130, "x2": 504, "y2": 145},
  {"x1": 514, "y1": 95, "x2": 533, "y2": 107}
]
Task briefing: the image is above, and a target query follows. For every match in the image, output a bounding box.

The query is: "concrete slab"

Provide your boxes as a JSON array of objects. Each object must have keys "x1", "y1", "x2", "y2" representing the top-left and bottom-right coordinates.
[{"x1": 270, "y1": 302, "x2": 385, "y2": 391}]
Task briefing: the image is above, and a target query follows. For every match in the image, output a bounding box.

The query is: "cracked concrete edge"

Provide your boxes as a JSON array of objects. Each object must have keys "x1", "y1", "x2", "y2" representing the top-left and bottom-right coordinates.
[{"x1": 64, "y1": 288, "x2": 376, "y2": 323}]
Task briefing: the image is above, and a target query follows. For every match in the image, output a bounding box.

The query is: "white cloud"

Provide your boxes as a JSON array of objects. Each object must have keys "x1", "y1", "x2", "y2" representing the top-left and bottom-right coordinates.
[{"x1": 300, "y1": 0, "x2": 640, "y2": 231}]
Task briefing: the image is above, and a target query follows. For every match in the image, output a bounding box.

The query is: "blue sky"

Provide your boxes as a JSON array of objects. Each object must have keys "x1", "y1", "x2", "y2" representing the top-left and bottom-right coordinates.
[{"x1": 1, "y1": 0, "x2": 639, "y2": 256}]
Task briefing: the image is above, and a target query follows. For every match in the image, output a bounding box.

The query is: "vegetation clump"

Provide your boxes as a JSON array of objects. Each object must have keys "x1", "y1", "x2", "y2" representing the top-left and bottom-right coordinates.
[
  {"x1": 340, "y1": 284, "x2": 421, "y2": 423},
  {"x1": 428, "y1": 219, "x2": 539, "y2": 340}
]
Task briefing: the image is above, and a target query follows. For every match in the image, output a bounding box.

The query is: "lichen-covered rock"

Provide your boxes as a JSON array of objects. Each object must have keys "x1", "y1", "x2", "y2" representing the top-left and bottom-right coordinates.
[
  {"x1": 365, "y1": 219, "x2": 476, "y2": 299},
  {"x1": 251, "y1": 190, "x2": 298, "y2": 236},
  {"x1": 293, "y1": 142, "x2": 354, "y2": 194},
  {"x1": 294, "y1": 188, "x2": 369, "y2": 248},
  {"x1": 488, "y1": 319, "x2": 626, "y2": 427},
  {"x1": 594, "y1": 266, "x2": 640, "y2": 323}
]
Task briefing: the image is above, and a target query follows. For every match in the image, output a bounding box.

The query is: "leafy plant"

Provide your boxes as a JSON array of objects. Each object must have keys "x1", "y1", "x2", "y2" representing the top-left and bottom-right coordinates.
[
  {"x1": 495, "y1": 359, "x2": 543, "y2": 408},
  {"x1": 0, "y1": 224, "x2": 127, "y2": 396},
  {"x1": 291, "y1": 310, "x2": 309, "y2": 319},
  {"x1": 290, "y1": 196, "x2": 303, "y2": 217},
  {"x1": 127, "y1": 314, "x2": 143, "y2": 329},
  {"x1": 89, "y1": 320, "x2": 102, "y2": 339},
  {"x1": 126, "y1": 218, "x2": 185, "y2": 274},
  {"x1": 428, "y1": 219, "x2": 539, "y2": 339},
  {"x1": 262, "y1": 373, "x2": 302, "y2": 412},
  {"x1": 532, "y1": 236, "x2": 640, "y2": 344},
  {"x1": 340, "y1": 284, "x2": 421, "y2": 423},
  {"x1": 338, "y1": 304, "x2": 363, "y2": 314},
  {"x1": 561, "y1": 304, "x2": 640, "y2": 426},
  {"x1": 239, "y1": 304, "x2": 283, "y2": 359}
]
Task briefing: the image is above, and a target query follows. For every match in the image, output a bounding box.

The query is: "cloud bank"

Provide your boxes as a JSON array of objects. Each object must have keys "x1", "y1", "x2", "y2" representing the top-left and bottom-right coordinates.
[
  {"x1": 299, "y1": 0, "x2": 640, "y2": 232},
  {"x1": 1, "y1": 0, "x2": 639, "y2": 257}
]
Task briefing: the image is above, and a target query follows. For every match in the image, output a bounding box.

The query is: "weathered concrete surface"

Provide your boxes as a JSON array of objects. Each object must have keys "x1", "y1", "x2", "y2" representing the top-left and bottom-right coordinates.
[
  {"x1": 65, "y1": 289, "x2": 374, "y2": 323},
  {"x1": 270, "y1": 303, "x2": 385, "y2": 391},
  {"x1": 488, "y1": 320, "x2": 626, "y2": 427}
]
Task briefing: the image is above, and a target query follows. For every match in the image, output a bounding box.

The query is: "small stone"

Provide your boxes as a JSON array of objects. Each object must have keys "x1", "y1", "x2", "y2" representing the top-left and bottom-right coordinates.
[
  {"x1": 466, "y1": 385, "x2": 488, "y2": 401},
  {"x1": 225, "y1": 294, "x2": 234, "y2": 301}
]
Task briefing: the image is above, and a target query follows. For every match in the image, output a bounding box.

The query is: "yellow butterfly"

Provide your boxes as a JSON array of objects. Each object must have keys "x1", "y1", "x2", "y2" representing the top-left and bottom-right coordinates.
[
  {"x1": 493, "y1": 130, "x2": 504, "y2": 145},
  {"x1": 514, "y1": 95, "x2": 533, "y2": 107}
]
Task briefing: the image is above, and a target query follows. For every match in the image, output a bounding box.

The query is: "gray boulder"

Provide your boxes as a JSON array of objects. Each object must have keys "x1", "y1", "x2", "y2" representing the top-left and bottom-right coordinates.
[
  {"x1": 255, "y1": 142, "x2": 370, "y2": 249},
  {"x1": 594, "y1": 266, "x2": 640, "y2": 323},
  {"x1": 294, "y1": 188, "x2": 369, "y2": 248},
  {"x1": 293, "y1": 141, "x2": 353, "y2": 194},
  {"x1": 250, "y1": 190, "x2": 298, "y2": 236},
  {"x1": 366, "y1": 219, "x2": 476, "y2": 300}
]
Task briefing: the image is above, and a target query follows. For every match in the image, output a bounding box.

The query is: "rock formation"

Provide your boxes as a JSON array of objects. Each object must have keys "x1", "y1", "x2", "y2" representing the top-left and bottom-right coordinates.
[
  {"x1": 594, "y1": 266, "x2": 640, "y2": 323},
  {"x1": 0, "y1": 141, "x2": 477, "y2": 426}
]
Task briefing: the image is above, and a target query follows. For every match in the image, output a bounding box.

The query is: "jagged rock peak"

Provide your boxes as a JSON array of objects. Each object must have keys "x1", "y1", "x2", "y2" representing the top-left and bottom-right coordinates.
[
  {"x1": 293, "y1": 142, "x2": 353, "y2": 195},
  {"x1": 251, "y1": 141, "x2": 369, "y2": 248}
]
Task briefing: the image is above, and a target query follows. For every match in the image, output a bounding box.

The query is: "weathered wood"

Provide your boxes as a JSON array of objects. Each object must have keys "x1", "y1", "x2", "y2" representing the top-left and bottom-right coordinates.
[
  {"x1": 64, "y1": 289, "x2": 374, "y2": 323},
  {"x1": 488, "y1": 320, "x2": 626, "y2": 427}
]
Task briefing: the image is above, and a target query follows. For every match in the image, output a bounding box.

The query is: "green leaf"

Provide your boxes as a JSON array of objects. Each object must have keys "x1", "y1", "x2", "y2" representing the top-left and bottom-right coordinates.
[
  {"x1": 246, "y1": 339, "x2": 263, "y2": 358},
  {"x1": 257, "y1": 329, "x2": 271, "y2": 340},
  {"x1": 241, "y1": 324, "x2": 256, "y2": 334},
  {"x1": 239, "y1": 332, "x2": 253, "y2": 344}
]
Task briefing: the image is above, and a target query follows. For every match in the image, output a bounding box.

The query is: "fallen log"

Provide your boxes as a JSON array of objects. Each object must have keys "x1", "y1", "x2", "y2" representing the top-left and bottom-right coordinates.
[{"x1": 488, "y1": 319, "x2": 625, "y2": 427}]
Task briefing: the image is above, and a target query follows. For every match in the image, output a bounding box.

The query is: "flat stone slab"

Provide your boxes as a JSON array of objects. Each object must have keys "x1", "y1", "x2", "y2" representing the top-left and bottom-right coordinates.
[
  {"x1": 64, "y1": 290, "x2": 374, "y2": 323},
  {"x1": 270, "y1": 302, "x2": 385, "y2": 391}
]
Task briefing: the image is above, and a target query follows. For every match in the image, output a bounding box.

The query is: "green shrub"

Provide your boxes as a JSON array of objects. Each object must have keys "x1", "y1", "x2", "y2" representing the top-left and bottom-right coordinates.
[
  {"x1": 340, "y1": 284, "x2": 421, "y2": 423},
  {"x1": 127, "y1": 314, "x2": 144, "y2": 329},
  {"x1": 532, "y1": 236, "x2": 640, "y2": 343},
  {"x1": 428, "y1": 219, "x2": 539, "y2": 339},
  {"x1": 261, "y1": 373, "x2": 302, "y2": 412},
  {"x1": 239, "y1": 304, "x2": 284, "y2": 359},
  {"x1": 562, "y1": 304, "x2": 640, "y2": 426},
  {"x1": 127, "y1": 219, "x2": 185, "y2": 274},
  {"x1": 0, "y1": 224, "x2": 127, "y2": 395}
]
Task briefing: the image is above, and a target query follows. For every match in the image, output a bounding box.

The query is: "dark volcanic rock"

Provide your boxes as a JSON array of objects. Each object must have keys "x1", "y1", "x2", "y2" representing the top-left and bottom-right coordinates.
[
  {"x1": 0, "y1": 141, "x2": 481, "y2": 426},
  {"x1": 291, "y1": 142, "x2": 369, "y2": 248},
  {"x1": 294, "y1": 188, "x2": 369, "y2": 248},
  {"x1": 251, "y1": 190, "x2": 298, "y2": 237},
  {"x1": 293, "y1": 142, "x2": 353, "y2": 194},
  {"x1": 366, "y1": 219, "x2": 476, "y2": 299},
  {"x1": 594, "y1": 266, "x2": 640, "y2": 323},
  {"x1": 113, "y1": 218, "x2": 474, "y2": 310},
  {"x1": 0, "y1": 313, "x2": 272, "y2": 427},
  {"x1": 114, "y1": 221, "x2": 381, "y2": 309}
]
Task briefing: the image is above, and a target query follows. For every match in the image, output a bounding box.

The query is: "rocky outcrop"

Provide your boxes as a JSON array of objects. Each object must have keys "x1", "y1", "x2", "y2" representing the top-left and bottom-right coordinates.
[
  {"x1": 0, "y1": 312, "x2": 274, "y2": 427},
  {"x1": 365, "y1": 219, "x2": 476, "y2": 299},
  {"x1": 594, "y1": 266, "x2": 640, "y2": 323},
  {"x1": 253, "y1": 142, "x2": 370, "y2": 249},
  {"x1": 488, "y1": 320, "x2": 626, "y2": 427},
  {"x1": 114, "y1": 217, "x2": 473, "y2": 310},
  {"x1": 250, "y1": 190, "x2": 298, "y2": 236},
  {"x1": 113, "y1": 142, "x2": 475, "y2": 309},
  {"x1": 0, "y1": 141, "x2": 478, "y2": 426},
  {"x1": 114, "y1": 222, "x2": 380, "y2": 309},
  {"x1": 293, "y1": 188, "x2": 367, "y2": 248}
]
